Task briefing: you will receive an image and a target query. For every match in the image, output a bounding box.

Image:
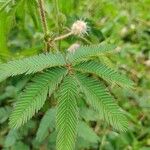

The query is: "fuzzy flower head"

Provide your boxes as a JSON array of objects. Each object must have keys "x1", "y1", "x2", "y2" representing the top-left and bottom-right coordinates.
[
  {"x1": 71, "y1": 20, "x2": 88, "y2": 36},
  {"x1": 67, "y1": 43, "x2": 80, "y2": 53}
]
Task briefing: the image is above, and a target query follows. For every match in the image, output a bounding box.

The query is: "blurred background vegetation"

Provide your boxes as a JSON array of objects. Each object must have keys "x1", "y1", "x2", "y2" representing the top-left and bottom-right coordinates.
[{"x1": 0, "y1": 0, "x2": 150, "y2": 149}]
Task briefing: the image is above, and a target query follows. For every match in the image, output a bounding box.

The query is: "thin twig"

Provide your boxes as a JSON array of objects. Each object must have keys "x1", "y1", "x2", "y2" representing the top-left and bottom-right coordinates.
[
  {"x1": 54, "y1": 0, "x2": 61, "y2": 49},
  {"x1": 54, "y1": 32, "x2": 73, "y2": 41},
  {"x1": 54, "y1": 0, "x2": 60, "y2": 32}
]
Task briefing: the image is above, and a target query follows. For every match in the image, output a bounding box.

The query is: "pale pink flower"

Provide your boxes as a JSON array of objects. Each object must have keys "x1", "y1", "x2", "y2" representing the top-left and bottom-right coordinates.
[
  {"x1": 68, "y1": 43, "x2": 80, "y2": 53},
  {"x1": 71, "y1": 20, "x2": 88, "y2": 36}
]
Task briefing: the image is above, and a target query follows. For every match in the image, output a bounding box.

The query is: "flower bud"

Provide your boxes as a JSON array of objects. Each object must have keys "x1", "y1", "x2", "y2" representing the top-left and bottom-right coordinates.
[{"x1": 68, "y1": 43, "x2": 80, "y2": 53}]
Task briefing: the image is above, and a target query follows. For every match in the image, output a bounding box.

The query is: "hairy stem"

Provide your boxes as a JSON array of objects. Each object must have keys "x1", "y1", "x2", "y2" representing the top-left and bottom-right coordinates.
[
  {"x1": 38, "y1": 0, "x2": 49, "y2": 51},
  {"x1": 38, "y1": 0, "x2": 48, "y2": 34}
]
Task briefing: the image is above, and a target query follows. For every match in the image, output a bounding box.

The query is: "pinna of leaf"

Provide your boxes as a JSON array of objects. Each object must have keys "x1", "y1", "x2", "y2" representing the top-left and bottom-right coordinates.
[{"x1": 0, "y1": 43, "x2": 134, "y2": 150}]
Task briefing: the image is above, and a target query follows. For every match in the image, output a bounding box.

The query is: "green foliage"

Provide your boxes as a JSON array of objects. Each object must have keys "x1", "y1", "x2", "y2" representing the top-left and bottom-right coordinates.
[
  {"x1": 74, "y1": 60, "x2": 134, "y2": 88},
  {"x1": 9, "y1": 68, "x2": 67, "y2": 128},
  {"x1": 0, "y1": 11, "x2": 13, "y2": 57},
  {"x1": 1, "y1": 0, "x2": 145, "y2": 149},
  {"x1": 0, "y1": 42, "x2": 132, "y2": 149},
  {"x1": 75, "y1": 73, "x2": 128, "y2": 131},
  {"x1": 0, "y1": 106, "x2": 11, "y2": 124},
  {"x1": 0, "y1": 42, "x2": 133, "y2": 149},
  {"x1": 56, "y1": 75, "x2": 79, "y2": 150},
  {"x1": 77, "y1": 121, "x2": 99, "y2": 144},
  {"x1": 0, "y1": 53, "x2": 65, "y2": 82},
  {"x1": 36, "y1": 108, "x2": 56, "y2": 142},
  {"x1": 67, "y1": 43, "x2": 115, "y2": 63},
  {"x1": 4, "y1": 130, "x2": 19, "y2": 148}
]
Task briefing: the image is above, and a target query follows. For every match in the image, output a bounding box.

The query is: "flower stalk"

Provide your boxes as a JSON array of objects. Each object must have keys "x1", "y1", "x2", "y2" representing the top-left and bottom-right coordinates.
[
  {"x1": 52, "y1": 20, "x2": 88, "y2": 42},
  {"x1": 54, "y1": 32, "x2": 73, "y2": 41}
]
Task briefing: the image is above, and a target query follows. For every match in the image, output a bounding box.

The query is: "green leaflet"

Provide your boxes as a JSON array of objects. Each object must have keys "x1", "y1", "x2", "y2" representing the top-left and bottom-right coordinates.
[
  {"x1": 36, "y1": 108, "x2": 56, "y2": 142},
  {"x1": 26, "y1": 0, "x2": 39, "y2": 28},
  {"x1": 74, "y1": 60, "x2": 134, "y2": 88},
  {"x1": 67, "y1": 43, "x2": 115, "y2": 63},
  {"x1": 77, "y1": 121, "x2": 99, "y2": 144},
  {"x1": 0, "y1": 106, "x2": 11, "y2": 124},
  {"x1": 9, "y1": 67, "x2": 67, "y2": 128},
  {"x1": 75, "y1": 73, "x2": 128, "y2": 131},
  {"x1": 4, "y1": 129, "x2": 19, "y2": 147},
  {"x1": 0, "y1": 52, "x2": 66, "y2": 82},
  {"x1": 56, "y1": 75, "x2": 79, "y2": 150},
  {"x1": 0, "y1": 11, "x2": 13, "y2": 56}
]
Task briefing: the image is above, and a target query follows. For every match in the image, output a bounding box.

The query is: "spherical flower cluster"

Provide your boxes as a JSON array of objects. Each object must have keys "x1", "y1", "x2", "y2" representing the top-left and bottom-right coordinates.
[
  {"x1": 71, "y1": 20, "x2": 88, "y2": 36},
  {"x1": 67, "y1": 43, "x2": 80, "y2": 53}
]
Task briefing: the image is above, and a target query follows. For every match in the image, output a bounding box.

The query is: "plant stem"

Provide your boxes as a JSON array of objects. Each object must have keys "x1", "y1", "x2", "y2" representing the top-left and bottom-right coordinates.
[
  {"x1": 38, "y1": 0, "x2": 49, "y2": 51},
  {"x1": 38, "y1": 0, "x2": 48, "y2": 34},
  {"x1": 54, "y1": 32, "x2": 73, "y2": 41},
  {"x1": 54, "y1": 0, "x2": 61, "y2": 49},
  {"x1": 54, "y1": 0, "x2": 60, "y2": 32}
]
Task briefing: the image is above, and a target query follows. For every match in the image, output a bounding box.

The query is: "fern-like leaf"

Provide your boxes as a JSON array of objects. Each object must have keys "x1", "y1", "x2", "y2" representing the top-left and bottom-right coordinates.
[
  {"x1": 74, "y1": 60, "x2": 134, "y2": 88},
  {"x1": 77, "y1": 121, "x2": 99, "y2": 144},
  {"x1": 75, "y1": 73, "x2": 128, "y2": 131},
  {"x1": 0, "y1": 52, "x2": 66, "y2": 82},
  {"x1": 56, "y1": 75, "x2": 79, "y2": 150},
  {"x1": 9, "y1": 67, "x2": 67, "y2": 128},
  {"x1": 67, "y1": 43, "x2": 115, "y2": 63},
  {"x1": 36, "y1": 108, "x2": 56, "y2": 142}
]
